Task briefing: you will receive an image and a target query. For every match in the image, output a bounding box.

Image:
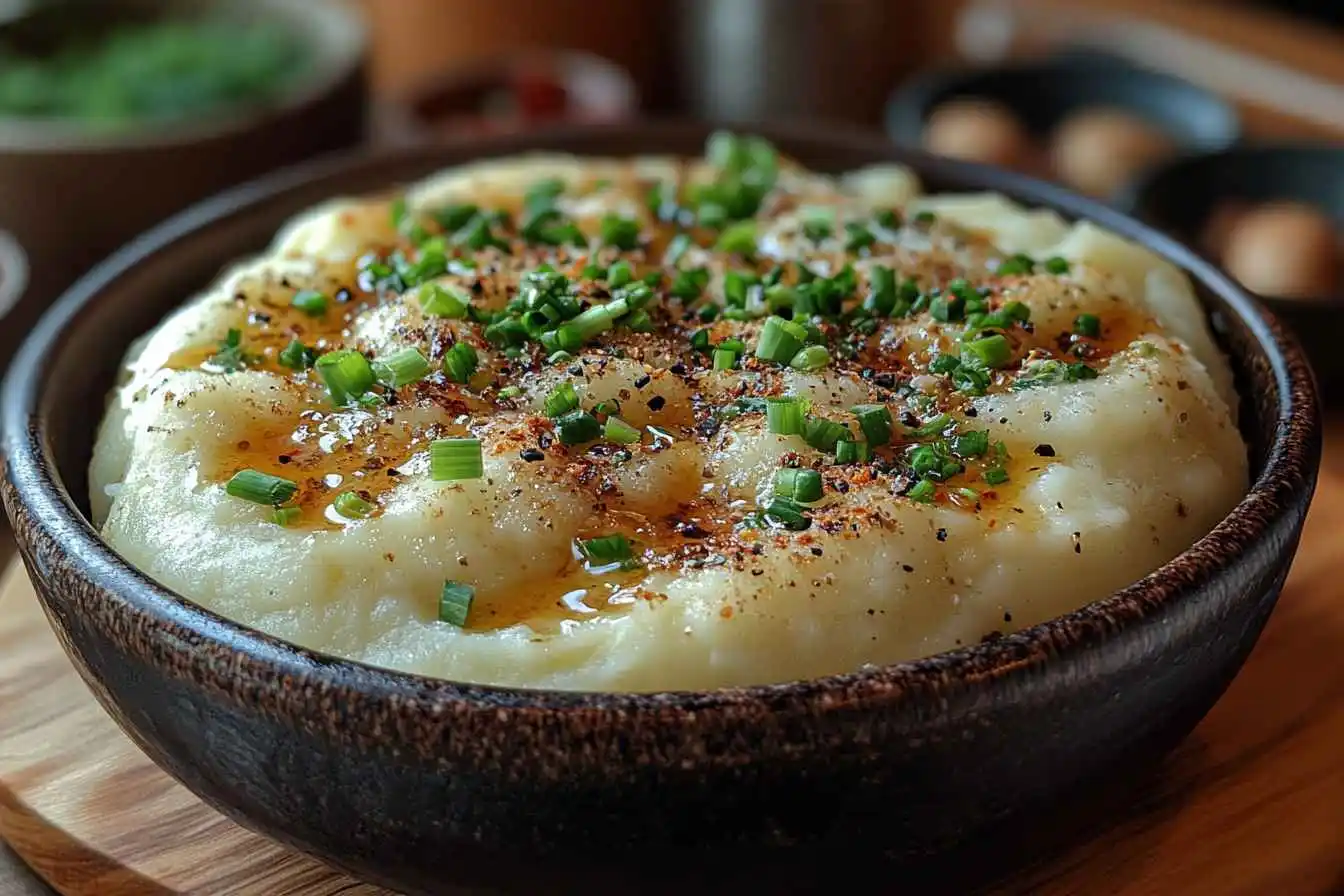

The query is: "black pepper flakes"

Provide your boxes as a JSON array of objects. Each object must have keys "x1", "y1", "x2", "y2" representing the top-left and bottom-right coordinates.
[
  {"x1": 935, "y1": 528, "x2": 947, "y2": 542},
  {"x1": 647, "y1": 395, "x2": 667, "y2": 411},
  {"x1": 1034, "y1": 444, "x2": 1056, "y2": 457},
  {"x1": 902, "y1": 564, "x2": 915, "y2": 573},
  {"x1": 634, "y1": 374, "x2": 651, "y2": 389},
  {"x1": 521, "y1": 448, "x2": 544, "y2": 462}
]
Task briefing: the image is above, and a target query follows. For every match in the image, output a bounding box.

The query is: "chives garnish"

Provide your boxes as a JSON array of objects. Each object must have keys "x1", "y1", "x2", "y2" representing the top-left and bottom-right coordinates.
[
  {"x1": 419, "y1": 283, "x2": 470, "y2": 318},
  {"x1": 913, "y1": 413, "x2": 952, "y2": 437},
  {"x1": 278, "y1": 339, "x2": 316, "y2": 371},
  {"x1": 907, "y1": 478, "x2": 936, "y2": 503},
  {"x1": 580, "y1": 534, "x2": 635, "y2": 564},
  {"x1": 690, "y1": 328, "x2": 712, "y2": 353},
  {"x1": 715, "y1": 220, "x2": 757, "y2": 256},
  {"x1": 430, "y1": 438, "x2": 484, "y2": 481},
  {"x1": 606, "y1": 260, "x2": 634, "y2": 288},
  {"x1": 951, "y1": 430, "x2": 990, "y2": 457},
  {"x1": 802, "y1": 417, "x2": 848, "y2": 452},
  {"x1": 271, "y1": 506, "x2": 302, "y2": 526},
  {"x1": 713, "y1": 347, "x2": 739, "y2": 371},
  {"x1": 624, "y1": 310, "x2": 654, "y2": 332},
  {"x1": 722, "y1": 269, "x2": 756, "y2": 307},
  {"x1": 754, "y1": 316, "x2": 808, "y2": 364},
  {"x1": 592, "y1": 399, "x2": 620, "y2": 418},
  {"x1": 555, "y1": 410, "x2": 602, "y2": 445},
  {"x1": 844, "y1": 221, "x2": 875, "y2": 252},
  {"x1": 599, "y1": 213, "x2": 640, "y2": 250},
  {"x1": 801, "y1": 209, "x2": 834, "y2": 242},
  {"x1": 544, "y1": 381, "x2": 580, "y2": 417},
  {"x1": 210, "y1": 328, "x2": 251, "y2": 373},
  {"x1": 962, "y1": 334, "x2": 1013, "y2": 369},
  {"x1": 835, "y1": 439, "x2": 869, "y2": 464},
  {"x1": 605, "y1": 416, "x2": 641, "y2": 444},
  {"x1": 1013, "y1": 359, "x2": 1099, "y2": 390},
  {"x1": 372, "y1": 347, "x2": 431, "y2": 388},
  {"x1": 291, "y1": 289, "x2": 328, "y2": 317},
  {"x1": 333, "y1": 491, "x2": 374, "y2": 519},
  {"x1": 774, "y1": 468, "x2": 823, "y2": 503},
  {"x1": 930, "y1": 291, "x2": 966, "y2": 323},
  {"x1": 1044, "y1": 256, "x2": 1070, "y2": 274},
  {"x1": 929, "y1": 353, "x2": 961, "y2": 375},
  {"x1": 314, "y1": 349, "x2": 375, "y2": 407},
  {"x1": 664, "y1": 232, "x2": 691, "y2": 266},
  {"x1": 443, "y1": 342, "x2": 478, "y2": 384},
  {"x1": 760, "y1": 497, "x2": 811, "y2": 531},
  {"x1": 789, "y1": 345, "x2": 831, "y2": 371},
  {"x1": 439, "y1": 580, "x2": 474, "y2": 627},
  {"x1": 766, "y1": 397, "x2": 805, "y2": 435},
  {"x1": 983, "y1": 467, "x2": 1010, "y2": 486},
  {"x1": 865, "y1": 265, "x2": 897, "y2": 316},
  {"x1": 226, "y1": 469, "x2": 298, "y2": 506},
  {"x1": 851, "y1": 404, "x2": 893, "y2": 447},
  {"x1": 996, "y1": 253, "x2": 1035, "y2": 276},
  {"x1": 1073, "y1": 313, "x2": 1101, "y2": 338},
  {"x1": 434, "y1": 203, "x2": 479, "y2": 232}
]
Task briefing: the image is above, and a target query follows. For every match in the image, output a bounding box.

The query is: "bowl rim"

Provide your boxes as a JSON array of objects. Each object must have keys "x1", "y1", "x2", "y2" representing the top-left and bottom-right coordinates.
[
  {"x1": 0, "y1": 118, "x2": 1320, "y2": 713},
  {"x1": 0, "y1": 0, "x2": 367, "y2": 153},
  {"x1": 883, "y1": 55, "x2": 1243, "y2": 152}
]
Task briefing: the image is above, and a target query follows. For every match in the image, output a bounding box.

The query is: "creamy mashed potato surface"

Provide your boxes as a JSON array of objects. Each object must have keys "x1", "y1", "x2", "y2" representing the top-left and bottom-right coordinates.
[{"x1": 91, "y1": 133, "x2": 1247, "y2": 691}]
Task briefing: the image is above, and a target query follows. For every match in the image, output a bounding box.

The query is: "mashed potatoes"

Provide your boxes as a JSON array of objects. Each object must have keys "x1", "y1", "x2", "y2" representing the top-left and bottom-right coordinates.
[{"x1": 90, "y1": 133, "x2": 1247, "y2": 692}]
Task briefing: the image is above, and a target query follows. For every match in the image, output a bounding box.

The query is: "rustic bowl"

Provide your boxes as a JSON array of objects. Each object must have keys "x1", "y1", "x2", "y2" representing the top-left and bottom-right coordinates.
[
  {"x1": 0, "y1": 0, "x2": 367, "y2": 376},
  {"x1": 0, "y1": 121, "x2": 1321, "y2": 894},
  {"x1": 1116, "y1": 144, "x2": 1344, "y2": 394}
]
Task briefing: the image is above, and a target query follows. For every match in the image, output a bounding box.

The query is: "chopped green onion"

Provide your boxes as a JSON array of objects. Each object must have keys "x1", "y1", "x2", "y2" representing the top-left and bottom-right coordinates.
[
  {"x1": 497, "y1": 385, "x2": 522, "y2": 399},
  {"x1": 1044, "y1": 256, "x2": 1070, "y2": 274},
  {"x1": 226, "y1": 469, "x2": 298, "y2": 506},
  {"x1": 760, "y1": 496, "x2": 811, "y2": 531},
  {"x1": 713, "y1": 347, "x2": 739, "y2": 370},
  {"x1": 664, "y1": 233, "x2": 691, "y2": 266},
  {"x1": 271, "y1": 506, "x2": 302, "y2": 526},
  {"x1": 865, "y1": 265, "x2": 897, "y2": 316},
  {"x1": 996, "y1": 253, "x2": 1035, "y2": 276},
  {"x1": 801, "y1": 209, "x2": 834, "y2": 243},
  {"x1": 291, "y1": 289, "x2": 327, "y2": 317},
  {"x1": 605, "y1": 416, "x2": 641, "y2": 444},
  {"x1": 929, "y1": 353, "x2": 961, "y2": 375},
  {"x1": 606, "y1": 260, "x2": 634, "y2": 288},
  {"x1": 874, "y1": 209, "x2": 900, "y2": 230},
  {"x1": 844, "y1": 221, "x2": 875, "y2": 252},
  {"x1": 333, "y1": 491, "x2": 374, "y2": 519},
  {"x1": 438, "y1": 580, "x2": 474, "y2": 627},
  {"x1": 930, "y1": 291, "x2": 966, "y2": 323},
  {"x1": 278, "y1": 339, "x2": 316, "y2": 371},
  {"x1": 555, "y1": 410, "x2": 602, "y2": 445},
  {"x1": 962, "y1": 334, "x2": 1013, "y2": 370},
  {"x1": 835, "y1": 439, "x2": 869, "y2": 464},
  {"x1": 593, "y1": 399, "x2": 620, "y2": 418},
  {"x1": 715, "y1": 220, "x2": 757, "y2": 256},
  {"x1": 913, "y1": 413, "x2": 952, "y2": 437},
  {"x1": 210, "y1": 328, "x2": 251, "y2": 373},
  {"x1": 851, "y1": 404, "x2": 894, "y2": 447},
  {"x1": 907, "y1": 478, "x2": 936, "y2": 503},
  {"x1": 802, "y1": 417, "x2": 849, "y2": 452},
  {"x1": 372, "y1": 347, "x2": 431, "y2": 388},
  {"x1": 983, "y1": 467, "x2": 1010, "y2": 486},
  {"x1": 789, "y1": 345, "x2": 831, "y2": 371},
  {"x1": 1073, "y1": 313, "x2": 1101, "y2": 339},
  {"x1": 690, "y1": 328, "x2": 713, "y2": 353},
  {"x1": 543, "y1": 381, "x2": 580, "y2": 418},
  {"x1": 523, "y1": 178, "x2": 565, "y2": 216},
  {"x1": 951, "y1": 430, "x2": 990, "y2": 457},
  {"x1": 419, "y1": 283, "x2": 470, "y2": 318},
  {"x1": 913, "y1": 210, "x2": 936, "y2": 227},
  {"x1": 624, "y1": 310, "x2": 654, "y2": 332},
  {"x1": 766, "y1": 397, "x2": 805, "y2": 435},
  {"x1": 1013, "y1": 359, "x2": 1099, "y2": 390},
  {"x1": 580, "y1": 534, "x2": 635, "y2": 564},
  {"x1": 599, "y1": 213, "x2": 640, "y2": 250},
  {"x1": 434, "y1": 203, "x2": 479, "y2": 232},
  {"x1": 430, "y1": 438, "x2": 484, "y2": 481},
  {"x1": 670, "y1": 267, "x2": 710, "y2": 299},
  {"x1": 314, "y1": 349, "x2": 375, "y2": 407},
  {"x1": 723, "y1": 269, "x2": 756, "y2": 307},
  {"x1": 774, "y1": 467, "x2": 823, "y2": 503},
  {"x1": 754, "y1": 316, "x2": 808, "y2": 364},
  {"x1": 443, "y1": 342, "x2": 478, "y2": 384}
]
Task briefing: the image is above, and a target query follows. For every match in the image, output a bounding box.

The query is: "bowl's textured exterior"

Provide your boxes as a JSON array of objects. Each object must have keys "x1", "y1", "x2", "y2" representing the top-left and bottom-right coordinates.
[{"x1": 0, "y1": 122, "x2": 1320, "y2": 895}]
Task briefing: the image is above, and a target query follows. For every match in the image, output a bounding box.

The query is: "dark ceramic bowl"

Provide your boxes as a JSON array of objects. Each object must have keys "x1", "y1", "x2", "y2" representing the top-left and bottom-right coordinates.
[
  {"x1": 1117, "y1": 144, "x2": 1344, "y2": 392},
  {"x1": 0, "y1": 121, "x2": 1321, "y2": 895},
  {"x1": 885, "y1": 52, "x2": 1240, "y2": 191}
]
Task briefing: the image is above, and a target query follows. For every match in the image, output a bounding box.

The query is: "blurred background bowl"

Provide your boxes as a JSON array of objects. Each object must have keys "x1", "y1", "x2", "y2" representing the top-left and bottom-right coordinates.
[
  {"x1": 0, "y1": 0, "x2": 367, "y2": 374},
  {"x1": 884, "y1": 52, "x2": 1241, "y2": 201},
  {"x1": 1118, "y1": 143, "x2": 1344, "y2": 391}
]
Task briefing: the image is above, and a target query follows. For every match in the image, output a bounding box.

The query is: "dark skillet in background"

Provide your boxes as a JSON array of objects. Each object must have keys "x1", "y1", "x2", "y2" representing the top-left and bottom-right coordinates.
[
  {"x1": 0, "y1": 122, "x2": 1321, "y2": 894},
  {"x1": 1117, "y1": 144, "x2": 1344, "y2": 393}
]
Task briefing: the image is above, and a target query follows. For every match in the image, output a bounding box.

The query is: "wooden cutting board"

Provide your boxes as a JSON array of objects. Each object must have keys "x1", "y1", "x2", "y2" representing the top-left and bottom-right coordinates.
[{"x1": 2, "y1": 425, "x2": 1344, "y2": 895}]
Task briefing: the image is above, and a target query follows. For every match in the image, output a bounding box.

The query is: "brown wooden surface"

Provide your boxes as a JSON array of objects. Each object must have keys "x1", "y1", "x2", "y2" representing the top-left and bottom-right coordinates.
[{"x1": 0, "y1": 420, "x2": 1342, "y2": 894}]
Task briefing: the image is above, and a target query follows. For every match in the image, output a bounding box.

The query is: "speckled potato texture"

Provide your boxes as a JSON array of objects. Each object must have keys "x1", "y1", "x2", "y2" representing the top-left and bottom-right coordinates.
[{"x1": 90, "y1": 151, "x2": 1247, "y2": 691}]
